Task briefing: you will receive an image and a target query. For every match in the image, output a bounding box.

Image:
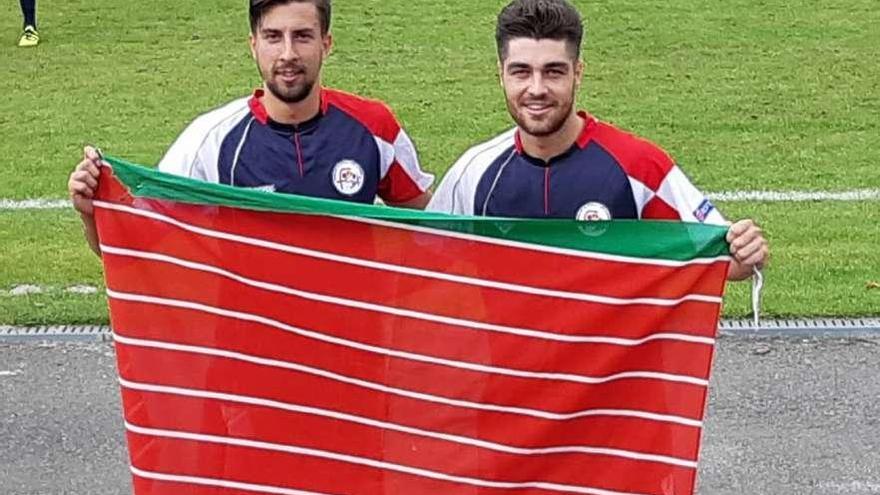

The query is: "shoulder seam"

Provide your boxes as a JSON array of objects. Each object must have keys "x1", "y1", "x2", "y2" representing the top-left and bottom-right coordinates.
[
  {"x1": 449, "y1": 129, "x2": 516, "y2": 213},
  {"x1": 185, "y1": 99, "x2": 251, "y2": 177},
  {"x1": 460, "y1": 128, "x2": 517, "y2": 160}
]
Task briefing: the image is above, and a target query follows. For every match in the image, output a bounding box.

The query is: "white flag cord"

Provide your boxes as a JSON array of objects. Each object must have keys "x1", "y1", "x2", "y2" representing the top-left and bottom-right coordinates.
[{"x1": 751, "y1": 266, "x2": 764, "y2": 329}]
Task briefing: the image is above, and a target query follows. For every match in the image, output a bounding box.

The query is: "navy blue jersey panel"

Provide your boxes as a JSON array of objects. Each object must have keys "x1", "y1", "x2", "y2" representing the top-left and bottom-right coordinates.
[
  {"x1": 473, "y1": 143, "x2": 639, "y2": 219},
  {"x1": 475, "y1": 151, "x2": 546, "y2": 217},
  {"x1": 219, "y1": 107, "x2": 382, "y2": 203},
  {"x1": 548, "y1": 143, "x2": 638, "y2": 219}
]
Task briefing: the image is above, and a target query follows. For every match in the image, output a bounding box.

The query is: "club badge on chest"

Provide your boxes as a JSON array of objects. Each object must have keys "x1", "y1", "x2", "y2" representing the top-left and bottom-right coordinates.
[
  {"x1": 332, "y1": 160, "x2": 365, "y2": 196},
  {"x1": 575, "y1": 202, "x2": 612, "y2": 221}
]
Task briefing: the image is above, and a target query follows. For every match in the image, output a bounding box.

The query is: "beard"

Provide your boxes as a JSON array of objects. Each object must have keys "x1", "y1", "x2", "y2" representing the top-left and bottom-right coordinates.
[
  {"x1": 262, "y1": 61, "x2": 319, "y2": 104},
  {"x1": 506, "y1": 87, "x2": 576, "y2": 138}
]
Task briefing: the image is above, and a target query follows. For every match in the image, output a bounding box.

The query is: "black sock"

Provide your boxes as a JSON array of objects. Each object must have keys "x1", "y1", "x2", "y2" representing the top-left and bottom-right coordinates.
[{"x1": 20, "y1": 0, "x2": 37, "y2": 29}]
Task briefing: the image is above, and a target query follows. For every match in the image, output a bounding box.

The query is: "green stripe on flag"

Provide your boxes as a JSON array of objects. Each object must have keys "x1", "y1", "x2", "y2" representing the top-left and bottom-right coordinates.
[{"x1": 104, "y1": 155, "x2": 730, "y2": 262}]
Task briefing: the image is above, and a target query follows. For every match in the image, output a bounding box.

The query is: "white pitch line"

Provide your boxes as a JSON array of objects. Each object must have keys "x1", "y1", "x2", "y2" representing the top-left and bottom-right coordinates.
[
  {"x1": 1, "y1": 284, "x2": 100, "y2": 296},
  {"x1": 1, "y1": 189, "x2": 879, "y2": 211},
  {"x1": 708, "y1": 189, "x2": 880, "y2": 202},
  {"x1": 0, "y1": 199, "x2": 69, "y2": 210}
]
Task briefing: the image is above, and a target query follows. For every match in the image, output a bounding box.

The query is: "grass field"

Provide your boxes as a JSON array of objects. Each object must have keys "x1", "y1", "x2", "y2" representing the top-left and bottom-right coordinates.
[{"x1": 1, "y1": 0, "x2": 878, "y2": 324}]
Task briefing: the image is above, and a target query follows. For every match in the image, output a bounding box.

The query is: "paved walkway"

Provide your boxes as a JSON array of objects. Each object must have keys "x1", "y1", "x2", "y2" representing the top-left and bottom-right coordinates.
[{"x1": 1, "y1": 335, "x2": 878, "y2": 494}]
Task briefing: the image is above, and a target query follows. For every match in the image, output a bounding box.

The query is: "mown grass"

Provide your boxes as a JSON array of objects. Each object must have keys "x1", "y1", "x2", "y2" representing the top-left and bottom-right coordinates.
[
  {"x1": 2, "y1": 202, "x2": 877, "y2": 325},
  {"x1": 0, "y1": 0, "x2": 878, "y2": 323}
]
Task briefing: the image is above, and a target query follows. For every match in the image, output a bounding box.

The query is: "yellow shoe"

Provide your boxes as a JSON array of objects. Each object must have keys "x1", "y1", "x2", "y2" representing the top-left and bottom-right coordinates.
[{"x1": 18, "y1": 26, "x2": 40, "y2": 47}]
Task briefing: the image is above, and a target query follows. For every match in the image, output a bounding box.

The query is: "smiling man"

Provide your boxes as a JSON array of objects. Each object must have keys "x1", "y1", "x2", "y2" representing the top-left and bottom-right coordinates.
[
  {"x1": 69, "y1": 0, "x2": 433, "y2": 256},
  {"x1": 428, "y1": 0, "x2": 767, "y2": 281}
]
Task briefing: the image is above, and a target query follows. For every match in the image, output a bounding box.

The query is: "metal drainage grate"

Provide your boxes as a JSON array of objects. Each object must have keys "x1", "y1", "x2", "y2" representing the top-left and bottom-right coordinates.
[
  {"x1": 0, "y1": 325, "x2": 112, "y2": 343},
  {"x1": 1, "y1": 319, "x2": 879, "y2": 343},
  {"x1": 719, "y1": 318, "x2": 880, "y2": 336}
]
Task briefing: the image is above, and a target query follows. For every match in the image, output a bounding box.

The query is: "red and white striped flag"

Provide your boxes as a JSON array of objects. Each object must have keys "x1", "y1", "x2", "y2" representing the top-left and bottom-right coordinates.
[{"x1": 95, "y1": 157, "x2": 730, "y2": 495}]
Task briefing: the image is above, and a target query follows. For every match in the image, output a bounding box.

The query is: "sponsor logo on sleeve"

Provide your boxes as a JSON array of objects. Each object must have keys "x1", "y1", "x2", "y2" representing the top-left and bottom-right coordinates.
[{"x1": 694, "y1": 199, "x2": 716, "y2": 223}]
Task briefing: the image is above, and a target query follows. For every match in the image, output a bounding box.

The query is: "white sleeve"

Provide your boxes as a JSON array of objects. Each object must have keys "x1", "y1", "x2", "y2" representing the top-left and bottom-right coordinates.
[
  {"x1": 427, "y1": 129, "x2": 517, "y2": 215},
  {"x1": 655, "y1": 166, "x2": 727, "y2": 226},
  {"x1": 155, "y1": 96, "x2": 251, "y2": 182},
  {"x1": 427, "y1": 152, "x2": 471, "y2": 215},
  {"x1": 156, "y1": 125, "x2": 210, "y2": 180},
  {"x1": 376, "y1": 128, "x2": 434, "y2": 203},
  {"x1": 391, "y1": 129, "x2": 434, "y2": 192}
]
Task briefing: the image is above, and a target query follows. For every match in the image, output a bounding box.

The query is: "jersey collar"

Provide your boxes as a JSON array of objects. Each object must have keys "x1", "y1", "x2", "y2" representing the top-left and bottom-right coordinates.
[
  {"x1": 248, "y1": 88, "x2": 331, "y2": 128},
  {"x1": 513, "y1": 111, "x2": 598, "y2": 162}
]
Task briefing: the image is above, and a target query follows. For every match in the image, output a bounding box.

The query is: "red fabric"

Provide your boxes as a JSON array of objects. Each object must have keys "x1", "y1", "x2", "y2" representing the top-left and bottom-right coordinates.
[
  {"x1": 643, "y1": 196, "x2": 683, "y2": 221},
  {"x1": 591, "y1": 122, "x2": 675, "y2": 192},
  {"x1": 322, "y1": 88, "x2": 402, "y2": 144},
  {"x1": 248, "y1": 89, "x2": 270, "y2": 125},
  {"x1": 378, "y1": 161, "x2": 423, "y2": 203},
  {"x1": 95, "y1": 168, "x2": 725, "y2": 495}
]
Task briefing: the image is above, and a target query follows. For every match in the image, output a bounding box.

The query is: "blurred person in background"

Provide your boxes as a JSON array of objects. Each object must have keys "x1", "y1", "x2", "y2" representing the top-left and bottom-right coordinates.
[{"x1": 17, "y1": 0, "x2": 39, "y2": 46}]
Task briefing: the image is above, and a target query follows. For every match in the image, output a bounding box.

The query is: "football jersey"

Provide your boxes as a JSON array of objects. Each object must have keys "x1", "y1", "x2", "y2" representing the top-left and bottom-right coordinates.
[
  {"x1": 157, "y1": 88, "x2": 433, "y2": 204},
  {"x1": 428, "y1": 112, "x2": 725, "y2": 225}
]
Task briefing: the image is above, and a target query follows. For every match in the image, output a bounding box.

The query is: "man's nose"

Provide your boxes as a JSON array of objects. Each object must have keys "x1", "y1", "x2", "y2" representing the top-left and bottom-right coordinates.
[
  {"x1": 279, "y1": 36, "x2": 300, "y2": 61},
  {"x1": 527, "y1": 74, "x2": 549, "y2": 97}
]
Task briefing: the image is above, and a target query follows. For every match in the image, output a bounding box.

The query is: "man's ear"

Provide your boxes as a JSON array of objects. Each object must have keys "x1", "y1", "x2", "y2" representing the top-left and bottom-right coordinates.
[
  {"x1": 574, "y1": 58, "x2": 585, "y2": 89},
  {"x1": 249, "y1": 33, "x2": 257, "y2": 60},
  {"x1": 498, "y1": 60, "x2": 505, "y2": 88},
  {"x1": 322, "y1": 32, "x2": 333, "y2": 59}
]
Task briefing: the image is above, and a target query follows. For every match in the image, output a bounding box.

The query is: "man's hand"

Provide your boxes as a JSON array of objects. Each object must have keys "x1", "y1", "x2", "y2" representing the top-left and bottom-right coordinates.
[
  {"x1": 68, "y1": 146, "x2": 104, "y2": 257},
  {"x1": 726, "y1": 219, "x2": 769, "y2": 281},
  {"x1": 68, "y1": 146, "x2": 102, "y2": 217}
]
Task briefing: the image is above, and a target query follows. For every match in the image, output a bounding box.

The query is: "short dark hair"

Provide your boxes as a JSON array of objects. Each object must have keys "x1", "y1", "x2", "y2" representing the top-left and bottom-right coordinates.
[
  {"x1": 249, "y1": 0, "x2": 332, "y2": 35},
  {"x1": 495, "y1": 0, "x2": 583, "y2": 61}
]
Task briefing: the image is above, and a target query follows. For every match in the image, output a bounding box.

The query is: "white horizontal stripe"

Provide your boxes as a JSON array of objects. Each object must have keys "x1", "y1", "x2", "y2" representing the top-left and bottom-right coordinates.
[
  {"x1": 709, "y1": 189, "x2": 880, "y2": 202},
  {"x1": 113, "y1": 334, "x2": 703, "y2": 427},
  {"x1": 107, "y1": 289, "x2": 709, "y2": 387},
  {"x1": 130, "y1": 466, "x2": 333, "y2": 495},
  {"x1": 126, "y1": 422, "x2": 651, "y2": 495},
  {"x1": 93, "y1": 201, "x2": 723, "y2": 306},
  {"x1": 100, "y1": 244, "x2": 715, "y2": 347},
  {"x1": 120, "y1": 377, "x2": 697, "y2": 468}
]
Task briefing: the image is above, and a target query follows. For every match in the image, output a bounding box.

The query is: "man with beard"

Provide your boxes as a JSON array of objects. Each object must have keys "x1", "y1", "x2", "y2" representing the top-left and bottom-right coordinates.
[
  {"x1": 428, "y1": 0, "x2": 767, "y2": 280},
  {"x1": 69, "y1": 0, "x2": 433, "y2": 256}
]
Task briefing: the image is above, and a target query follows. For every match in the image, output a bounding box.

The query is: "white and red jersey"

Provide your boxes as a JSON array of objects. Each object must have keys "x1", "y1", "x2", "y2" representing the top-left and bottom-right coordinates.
[
  {"x1": 428, "y1": 112, "x2": 725, "y2": 225},
  {"x1": 158, "y1": 88, "x2": 433, "y2": 204}
]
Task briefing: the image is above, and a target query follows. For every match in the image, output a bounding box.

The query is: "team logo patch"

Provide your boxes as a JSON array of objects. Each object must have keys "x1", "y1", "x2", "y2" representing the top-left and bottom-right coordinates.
[
  {"x1": 332, "y1": 160, "x2": 365, "y2": 196},
  {"x1": 693, "y1": 199, "x2": 716, "y2": 223},
  {"x1": 575, "y1": 202, "x2": 612, "y2": 222}
]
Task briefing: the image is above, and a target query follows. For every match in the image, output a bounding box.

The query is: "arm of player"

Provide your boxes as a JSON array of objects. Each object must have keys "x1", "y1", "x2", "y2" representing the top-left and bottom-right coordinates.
[
  {"x1": 386, "y1": 190, "x2": 432, "y2": 209},
  {"x1": 67, "y1": 146, "x2": 103, "y2": 257},
  {"x1": 726, "y1": 219, "x2": 769, "y2": 281},
  {"x1": 634, "y1": 157, "x2": 766, "y2": 281},
  {"x1": 377, "y1": 126, "x2": 434, "y2": 209}
]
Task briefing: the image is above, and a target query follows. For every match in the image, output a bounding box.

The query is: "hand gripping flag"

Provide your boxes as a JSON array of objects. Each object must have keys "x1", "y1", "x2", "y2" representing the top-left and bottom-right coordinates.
[{"x1": 93, "y1": 156, "x2": 730, "y2": 495}]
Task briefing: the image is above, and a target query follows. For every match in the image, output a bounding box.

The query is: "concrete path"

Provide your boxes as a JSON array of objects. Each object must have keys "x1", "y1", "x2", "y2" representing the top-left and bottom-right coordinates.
[{"x1": 1, "y1": 336, "x2": 878, "y2": 494}]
